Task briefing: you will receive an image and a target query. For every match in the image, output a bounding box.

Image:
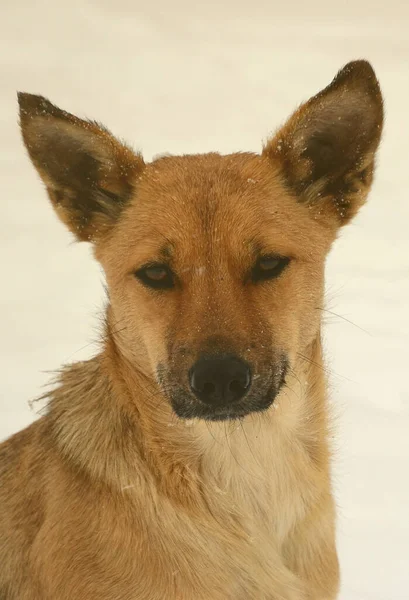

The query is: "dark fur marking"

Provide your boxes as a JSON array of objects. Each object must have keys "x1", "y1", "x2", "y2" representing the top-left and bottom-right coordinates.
[
  {"x1": 18, "y1": 92, "x2": 143, "y2": 240},
  {"x1": 264, "y1": 60, "x2": 383, "y2": 222}
]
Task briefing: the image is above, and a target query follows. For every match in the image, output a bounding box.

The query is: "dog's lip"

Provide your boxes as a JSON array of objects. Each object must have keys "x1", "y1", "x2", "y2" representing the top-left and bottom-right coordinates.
[
  {"x1": 199, "y1": 397, "x2": 275, "y2": 421},
  {"x1": 171, "y1": 391, "x2": 278, "y2": 422},
  {"x1": 201, "y1": 408, "x2": 258, "y2": 422}
]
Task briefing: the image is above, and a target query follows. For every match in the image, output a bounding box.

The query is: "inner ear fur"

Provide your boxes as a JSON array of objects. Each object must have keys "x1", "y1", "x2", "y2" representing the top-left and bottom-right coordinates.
[
  {"x1": 18, "y1": 93, "x2": 145, "y2": 241},
  {"x1": 263, "y1": 60, "x2": 384, "y2": 224}
]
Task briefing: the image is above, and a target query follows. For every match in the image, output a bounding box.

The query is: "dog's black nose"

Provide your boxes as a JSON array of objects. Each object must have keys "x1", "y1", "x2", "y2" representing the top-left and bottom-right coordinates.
[{"x1": 189, "y1": 355, "x2": 251, "y2": 407}]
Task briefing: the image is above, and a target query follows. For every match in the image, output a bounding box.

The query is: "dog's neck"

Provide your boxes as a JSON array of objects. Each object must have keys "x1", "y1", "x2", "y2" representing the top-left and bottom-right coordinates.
[{"x1": 47, "y1": 330, "x2": 331, "y2": 511}]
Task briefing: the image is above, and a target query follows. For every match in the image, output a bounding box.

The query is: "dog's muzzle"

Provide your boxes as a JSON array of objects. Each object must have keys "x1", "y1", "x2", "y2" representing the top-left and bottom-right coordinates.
[{"x1": 159, "y1": 354, "x2": 288, "y2": 422}]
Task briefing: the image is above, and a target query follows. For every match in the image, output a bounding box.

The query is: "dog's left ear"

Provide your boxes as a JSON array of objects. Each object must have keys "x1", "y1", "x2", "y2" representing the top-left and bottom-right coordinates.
[
  {"x1": 18, "y1": 93, "x2": 145, "y2": 242},
  {"x1": 263, "y1": 60, "x2": 383, "y2": 225}
]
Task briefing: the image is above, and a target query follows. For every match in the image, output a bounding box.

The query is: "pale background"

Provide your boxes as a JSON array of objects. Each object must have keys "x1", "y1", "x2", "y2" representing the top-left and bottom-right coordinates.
[{"x1": 1, "y1": 1, "x2": 408, "y2": 598}]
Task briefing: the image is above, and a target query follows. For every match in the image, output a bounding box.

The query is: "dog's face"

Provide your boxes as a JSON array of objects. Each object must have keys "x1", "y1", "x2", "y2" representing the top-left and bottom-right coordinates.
[
  {"x1": 97, "y1": 153, "x2": 331, "y2": 421},
  {"x1": 19, "y1": 60, "x2": 383, "y2": 421}
]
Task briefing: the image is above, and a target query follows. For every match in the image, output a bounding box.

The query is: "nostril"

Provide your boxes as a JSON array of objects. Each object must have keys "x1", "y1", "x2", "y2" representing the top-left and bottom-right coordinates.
[{"x1": 189, "y1": 355, "x2": 252, "y2": 407}]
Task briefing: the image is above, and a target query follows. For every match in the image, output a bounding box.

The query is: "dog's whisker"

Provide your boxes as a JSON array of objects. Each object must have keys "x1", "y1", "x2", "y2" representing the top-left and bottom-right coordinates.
[
  {"x1": 316, "y1": 306, "x2": 371, "y2": 336},
  {"x1": 239, "y1": 420, "x2": 260, "y2": 468},
  {"x1": 296, "y1": 351, "x2": 355, "y2": 383}
]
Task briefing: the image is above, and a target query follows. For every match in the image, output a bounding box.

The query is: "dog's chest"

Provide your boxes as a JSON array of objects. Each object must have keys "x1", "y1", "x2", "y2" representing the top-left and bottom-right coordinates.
[
  {"x1": 159, "y1": 425, "x2": 310, "y2": 599},
  {"x1": 42, "y1": 419, "x2": 312, "y2": 599},
  {"x1": 201, "y1": 417, "x2": 307, "y2": 542}
]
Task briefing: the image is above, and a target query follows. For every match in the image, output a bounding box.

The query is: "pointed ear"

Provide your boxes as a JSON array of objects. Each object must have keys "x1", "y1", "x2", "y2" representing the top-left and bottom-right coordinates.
[
  {"x1": 263, "y1": 60, "x2": 384, "y2": 225},
  {"x1": 18, "y1": 93, "x2": 145, "y2": 241}
]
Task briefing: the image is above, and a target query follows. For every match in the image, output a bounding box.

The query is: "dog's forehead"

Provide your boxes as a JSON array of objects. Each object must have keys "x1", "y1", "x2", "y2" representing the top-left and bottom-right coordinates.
[
  {"x1": 132, "y1": 152, "x2": 287, "y2": 226},
  {"x1": 111, "y1": 151, "x2": 329, "y2": 265},
  {"x1": 142, "y1": 152, "x2": 275, "y2": 200}
]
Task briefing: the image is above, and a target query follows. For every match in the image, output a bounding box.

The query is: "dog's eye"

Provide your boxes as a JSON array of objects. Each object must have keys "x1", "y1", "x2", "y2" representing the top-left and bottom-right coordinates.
[
  {"x1": 135, "y1": 264, "x2": 175, "y2": 290},
  {"x1": 252, "y1": 255, "x2": 290, "y2": 282}
]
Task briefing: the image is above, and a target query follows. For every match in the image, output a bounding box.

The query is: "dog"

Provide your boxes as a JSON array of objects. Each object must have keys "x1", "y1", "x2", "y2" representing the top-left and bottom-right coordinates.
[{"x1": 0, "y1": 60, "x2": 383, "y2": 599}]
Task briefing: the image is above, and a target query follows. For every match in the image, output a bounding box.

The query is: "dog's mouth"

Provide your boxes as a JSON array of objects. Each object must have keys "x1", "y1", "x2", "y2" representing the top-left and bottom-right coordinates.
[
  {"x1": 174, "y1": 390, "x2": 279, "y2": 422},
  {"x1": 158, "y1": 361, "x2": 288, "y2": 422}
]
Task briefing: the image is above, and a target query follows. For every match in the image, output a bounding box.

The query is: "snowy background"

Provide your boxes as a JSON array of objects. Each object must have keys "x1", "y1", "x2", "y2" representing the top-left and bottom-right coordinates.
[{"x1": 1, "y1": 1, "x2": 408, "y2": 598}]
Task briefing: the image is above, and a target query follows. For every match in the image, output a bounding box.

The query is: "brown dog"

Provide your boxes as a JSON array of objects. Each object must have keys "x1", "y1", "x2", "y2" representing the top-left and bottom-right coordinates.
[{"x1": 0, "y1": 61, "x2": 383, "y2": 599}]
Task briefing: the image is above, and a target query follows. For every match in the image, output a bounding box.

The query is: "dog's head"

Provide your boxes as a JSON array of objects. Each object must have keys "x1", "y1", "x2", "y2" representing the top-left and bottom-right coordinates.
[{"x1": 19, "y1": 61, "x2": 383, "y2": 421}]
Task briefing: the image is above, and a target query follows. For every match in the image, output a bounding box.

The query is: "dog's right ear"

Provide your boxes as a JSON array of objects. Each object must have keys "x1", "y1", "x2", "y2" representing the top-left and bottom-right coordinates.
[
  {"x1": 263, "y1": 61, "x2": 383, "y2": 226},
  {"x1": 18, "y1": 93, "x2": 145, "y2": 242}
]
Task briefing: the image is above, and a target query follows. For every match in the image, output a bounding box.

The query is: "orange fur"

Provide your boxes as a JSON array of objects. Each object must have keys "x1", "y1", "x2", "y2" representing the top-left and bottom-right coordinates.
[{"x1": 0, "y1": 61, "x2": 383, "y2": 599}]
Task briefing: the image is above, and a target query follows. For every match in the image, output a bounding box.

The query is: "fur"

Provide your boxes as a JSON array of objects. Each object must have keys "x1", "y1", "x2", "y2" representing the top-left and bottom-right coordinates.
[{"x1": 0, "y1": 60, "x2": 383, "y2": 599}]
